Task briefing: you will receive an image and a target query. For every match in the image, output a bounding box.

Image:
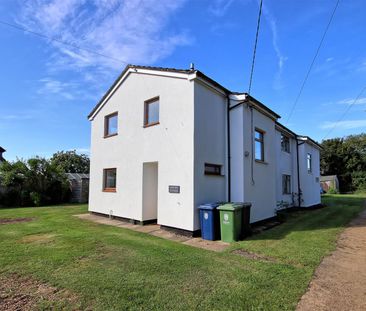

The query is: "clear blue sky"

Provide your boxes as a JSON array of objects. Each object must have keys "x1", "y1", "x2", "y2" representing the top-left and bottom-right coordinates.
[{"x1": 1, "y1": 0, "x2": 365, "y2": 161}]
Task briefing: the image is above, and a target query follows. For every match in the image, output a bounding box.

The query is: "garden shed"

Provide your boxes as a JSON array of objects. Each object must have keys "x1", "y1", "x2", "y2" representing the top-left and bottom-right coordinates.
[
  {"x1": 66, "y1": 173, "x2": 89, "y2": 203},
  {"x1": 320, "y1": 175, "x2": 339, "y2": 193}
]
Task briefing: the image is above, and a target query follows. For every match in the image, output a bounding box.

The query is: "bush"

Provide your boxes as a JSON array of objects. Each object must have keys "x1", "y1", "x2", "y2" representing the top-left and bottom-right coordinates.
[
  {"x1": 327, "y1": 187, "x2": 339, "y2": 194},
  {"x1": 0, "y1": 157, "x2": 71, "y2": 207},
  {"x1": 351, "y1": 171, "x2": 366, "y2": 192}
]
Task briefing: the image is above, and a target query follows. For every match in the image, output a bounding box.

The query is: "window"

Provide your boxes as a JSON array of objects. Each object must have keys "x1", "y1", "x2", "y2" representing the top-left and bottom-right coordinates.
[
  {"x1": 255, "y1": 129, "x2": 264, "y2": 161},
  {"x1": 307, "y1": 153, "x2": 312, "y2": 173},
  {"x1": 104, "y1": 112, "x2": 118, "y2": 137},
  {"x1": 103, "y1": 168, "x2": 117, "y2": 192},
  {"x1": 281, "y1": 134, "x2": 290, "y2": 153},
  {"x1": 204, "y1": 163, "x2": 222, "y2": 176},
  {"x1": 144, "y1": 97, "x2": 159, "y2": 127},
  {"x1": 282, "y1": 175, "x2": 291, "y2": 194}
]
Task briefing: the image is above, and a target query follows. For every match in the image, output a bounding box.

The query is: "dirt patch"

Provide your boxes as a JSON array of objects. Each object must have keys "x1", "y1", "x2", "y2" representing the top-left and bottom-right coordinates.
[
  {"x1": 0, "y1": 274, "x2": 82, "y2": 311},
  {"x1": 19, "y1": 234, "x2": 56, "y2": 245},
  {"x1": 297, "y1": 206, "x2": 366, "y2": 311},
  {"x1": 233, "y1": 249, "x2": 278, "y2": 263},
  {"x1": 0, "y1": 218, "x2": 34, "y2": 225}
]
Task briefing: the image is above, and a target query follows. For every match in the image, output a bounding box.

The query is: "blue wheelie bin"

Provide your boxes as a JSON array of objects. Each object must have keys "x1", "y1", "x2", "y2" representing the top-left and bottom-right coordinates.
[{"x1": 198, "y1": 202, "x2": 221, "y2": 241}]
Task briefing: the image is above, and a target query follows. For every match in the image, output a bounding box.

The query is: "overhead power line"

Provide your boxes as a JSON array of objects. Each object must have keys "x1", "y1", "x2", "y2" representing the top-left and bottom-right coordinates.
[
  {"x1": 0, "y1": 19, "x2": 128, "y2": 65},
  {"x1": 286, "y1": 0, "x2": 340, "y2": 123},
  {"x1": 248, "y1": 0, "x2": 263, "y2": 95},
  {"x1": 322, "y1": 85, "x2": 366, "y2": 140}
]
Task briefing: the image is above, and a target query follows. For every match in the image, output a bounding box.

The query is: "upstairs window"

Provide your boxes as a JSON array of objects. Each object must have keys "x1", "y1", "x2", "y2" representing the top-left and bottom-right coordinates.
[
  {"x1": 204, "y1": 163, "x2": 222, "y2": 176},
  {"x1": 255, "y1": 129, "x2": 265, "y2": 161},
  {"x1": 104, "y1": 112, "x2": 118, "y2": 137},
  {"x1": 282, "y1": 174, "x2": 291, "y2": 194},
  {"x1": 103, "y1": 168, "x2": 117, "y2": 192},
  {"x1": 281, "y1": 134, "x2": 290, "y2": 153},
  {"x1": 307, "y1": 153, "x2": 312, "y2": 173},
  {"x1": 144, "y1": 97, "x2": 160, "y2": 127}
]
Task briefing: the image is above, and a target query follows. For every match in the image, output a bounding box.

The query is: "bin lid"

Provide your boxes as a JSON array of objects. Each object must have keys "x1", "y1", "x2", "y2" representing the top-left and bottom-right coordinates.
[
  {"x1": 198, "y1": 202, "x2": 222, "y2": 210},
  {"x1": 217, "y1": 202, "x2": 245, "y2": 211}
]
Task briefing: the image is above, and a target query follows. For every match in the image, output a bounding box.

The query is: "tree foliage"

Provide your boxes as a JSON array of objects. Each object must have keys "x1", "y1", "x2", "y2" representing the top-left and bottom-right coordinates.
[
  {"x1": 321, "y1": 133, "x2": 366, "y2": 192},
  {"x1": 0, "y1": 157, "x2": 70, "y2": 207},
  {"x1": 50, "y1": 150, "x2": 90, "y2": 174}
]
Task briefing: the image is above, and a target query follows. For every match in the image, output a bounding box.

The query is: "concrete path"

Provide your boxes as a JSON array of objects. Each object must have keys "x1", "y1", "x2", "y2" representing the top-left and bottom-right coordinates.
[
  {"x1": 75, "y1": 213, "x2": 229, "y2": 252},
  {"x1": 297, "y1": 207, "x2": 366, "y2": 311}
]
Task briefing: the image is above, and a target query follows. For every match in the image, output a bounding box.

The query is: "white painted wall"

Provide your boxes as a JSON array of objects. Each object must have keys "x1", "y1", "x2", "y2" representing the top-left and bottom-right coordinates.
[
  {"x1": 229, "y1": 102, "x2": 277, "y2": 223},
  {"x1": 89, "y1": 71, "x2": 196, "y2": 231},
  {"x1": 243, "y1": 106, "x2": 277, "y2": 222},
  {"x1": 298, "y1": 142, "x2": 321, "y2": 207},
  {"x1": 274, "y1": 130, "x2": 298, "y2": 207},
  {"x1": 193, "y1": 81, "x2": 228, "y2": 230},
  {"x1": 142, "y1": 162, "x2": 158, "y2": 221},
  {"x1": 230, "y1": 104, "x2": 244, "y2": 202}
]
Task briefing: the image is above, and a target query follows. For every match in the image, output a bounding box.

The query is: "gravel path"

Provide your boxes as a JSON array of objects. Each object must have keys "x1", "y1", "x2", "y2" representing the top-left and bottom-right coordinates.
[{"x1": 297, "y1": 205, "x2": 366, "y2": 311}]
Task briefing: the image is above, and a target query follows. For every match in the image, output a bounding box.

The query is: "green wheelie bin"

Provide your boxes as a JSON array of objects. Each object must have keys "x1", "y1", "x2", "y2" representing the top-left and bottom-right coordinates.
[{"x1": 217, "y1": 203, "x2": 244, "y2": 242}]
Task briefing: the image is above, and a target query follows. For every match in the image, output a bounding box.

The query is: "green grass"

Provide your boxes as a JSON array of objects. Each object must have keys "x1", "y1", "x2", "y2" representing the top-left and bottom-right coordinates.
[{"x1": 0, "y1": 194, "x2": 365, "y2": 310}]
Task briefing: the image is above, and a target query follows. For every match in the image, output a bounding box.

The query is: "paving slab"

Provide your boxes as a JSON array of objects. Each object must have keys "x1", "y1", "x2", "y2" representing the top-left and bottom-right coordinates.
[
  {"x1": 74, "y1": 213, "x2": 230, "y2": 252},
  {"x1": 150, "y1": 229, "x2": 191, "y2": 242},
  {"x1": 183, "y1": 238, "x2": 229, "y2": 252}
]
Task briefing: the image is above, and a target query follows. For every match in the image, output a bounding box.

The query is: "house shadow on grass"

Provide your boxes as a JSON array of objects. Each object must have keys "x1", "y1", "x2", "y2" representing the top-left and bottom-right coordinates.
[{"x1": 243, "y1": 195, "x2": 366, "y2": 241}]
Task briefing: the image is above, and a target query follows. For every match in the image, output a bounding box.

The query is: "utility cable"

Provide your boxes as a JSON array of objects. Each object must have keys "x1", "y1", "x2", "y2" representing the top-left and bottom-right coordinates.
[
  {"x1": 286, "y1": 0, "x2": 340, "y2": 123},
  {"x1": 248, "y1": 0, "x2": 263, "y2": 95},
  {"x1": 322, "y1": 85, "x2": 366, "y2": 140}
]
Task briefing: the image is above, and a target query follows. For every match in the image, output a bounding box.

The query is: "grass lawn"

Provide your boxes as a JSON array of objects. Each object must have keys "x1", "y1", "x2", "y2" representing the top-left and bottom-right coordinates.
[{"x1": 0, "y1": 194, "x2": 365, "y2": 310}]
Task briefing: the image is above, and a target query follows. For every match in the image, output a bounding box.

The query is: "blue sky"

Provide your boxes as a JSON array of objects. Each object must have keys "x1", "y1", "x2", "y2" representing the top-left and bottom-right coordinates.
[{"x1": 1, "y1": 0, "x2": 365, "y2": 161}]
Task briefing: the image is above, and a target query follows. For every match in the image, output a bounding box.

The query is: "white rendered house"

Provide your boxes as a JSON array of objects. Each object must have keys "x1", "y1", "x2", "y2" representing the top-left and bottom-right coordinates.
[{"x1": 88, "y1": 65, "x2": 322, "y2": 235}]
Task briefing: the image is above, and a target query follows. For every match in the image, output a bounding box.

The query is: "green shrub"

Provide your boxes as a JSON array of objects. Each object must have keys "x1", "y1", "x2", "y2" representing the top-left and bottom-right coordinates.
[
  {"x1": 0, "y1": 157, "x2": 70, "y2": 207},
  {"x1": 327, "y1": 187, "x2": 339, "y2": 194},
  {"x1": 352, "y1": 171, "x2": 366, "y2": 191}
]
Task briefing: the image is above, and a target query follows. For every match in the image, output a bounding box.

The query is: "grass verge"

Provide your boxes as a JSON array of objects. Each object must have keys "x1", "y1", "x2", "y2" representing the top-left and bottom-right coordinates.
[{"x1": 0, "y1": 194, "x2": 364, "y2": 310}]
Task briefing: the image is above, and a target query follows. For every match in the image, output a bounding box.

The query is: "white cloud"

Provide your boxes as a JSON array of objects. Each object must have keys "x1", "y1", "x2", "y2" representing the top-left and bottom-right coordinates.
[
  {"x1": 326, "y1": 57, "x2": 334, "y2": 62},
  {"x1": 321, "y1": 119, "x2": 366, "y2": 130},
  {"x1": 37, "y1": 78, "x2": 77, "y2": 100},
  {"x1": 209, "y1": 0, "x2": 236, "y2": 17},
  {"x1": 17, "y1": 0, "x2": 190, "y2": 70},
  {"x1": 261, "y1": 2, "x2": 287, "y2": 90},
  {"x1": 338, "y1": 97, "x2": 366, "y2": 105}
]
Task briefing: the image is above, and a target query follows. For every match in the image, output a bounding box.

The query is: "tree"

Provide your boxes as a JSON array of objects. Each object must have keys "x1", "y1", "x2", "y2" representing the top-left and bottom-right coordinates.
[
  {"x1": 0, "y1": 157, "x2": 70, "y2": 207},
  {"x1": 321, "y1": 133, "x2": 366, "y2": 192},
  {"x1": 320, "y1": 138, "x2": 346, "y2": 175},
  {"x1": 50, "y1": 150, "x2": 90, "y2": 174}
]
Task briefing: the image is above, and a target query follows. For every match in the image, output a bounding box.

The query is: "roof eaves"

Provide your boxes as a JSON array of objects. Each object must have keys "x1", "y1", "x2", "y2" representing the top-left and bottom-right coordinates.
[{"x1": 275, "y1": 121, "x2": 297, "y2": 137}]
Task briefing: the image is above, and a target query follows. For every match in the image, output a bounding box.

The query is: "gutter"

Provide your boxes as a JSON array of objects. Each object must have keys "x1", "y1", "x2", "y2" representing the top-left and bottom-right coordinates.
[
  {"x1": 227, "y1": 94, "x2": 231, "y2": 202},
  {"x1": 296, "y1": 138, "x2": 305, "y2": 207}
]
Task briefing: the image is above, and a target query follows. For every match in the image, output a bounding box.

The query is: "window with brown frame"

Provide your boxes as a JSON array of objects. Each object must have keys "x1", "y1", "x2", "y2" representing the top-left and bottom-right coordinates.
[
  {"x1": 104, "y1": 112, "x2": 118, "y2": 137},
  {"x1": 255, "y1": 129, "x2": 265, "y2": 161},
  {"x1": 204, "y1": 163, "x2": 222, "y2": 176},
  {"x1": 144, "y1": 97, "x2": 159, "y2": 127},
  {"x1": 103, "y1": 168, "x2": 117, "y2": 192}
]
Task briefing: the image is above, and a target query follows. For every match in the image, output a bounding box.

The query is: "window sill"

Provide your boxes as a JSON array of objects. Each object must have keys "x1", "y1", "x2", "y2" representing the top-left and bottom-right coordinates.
[
  {"x1": 103, "y1": 188, "x2": 116, "y2": 193},
  {"x1": 143, "y1": 122, "x2": 160, "y2": 128},
  {"x1": 204, "y1": 173, "x2": 225, "y2": 177},
  {"x1": 255, "y1": 159, "x2": 268, "y2": 165},
  {"x1": 104, "y1": 133, "x2": 118, "y2": 138}
]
